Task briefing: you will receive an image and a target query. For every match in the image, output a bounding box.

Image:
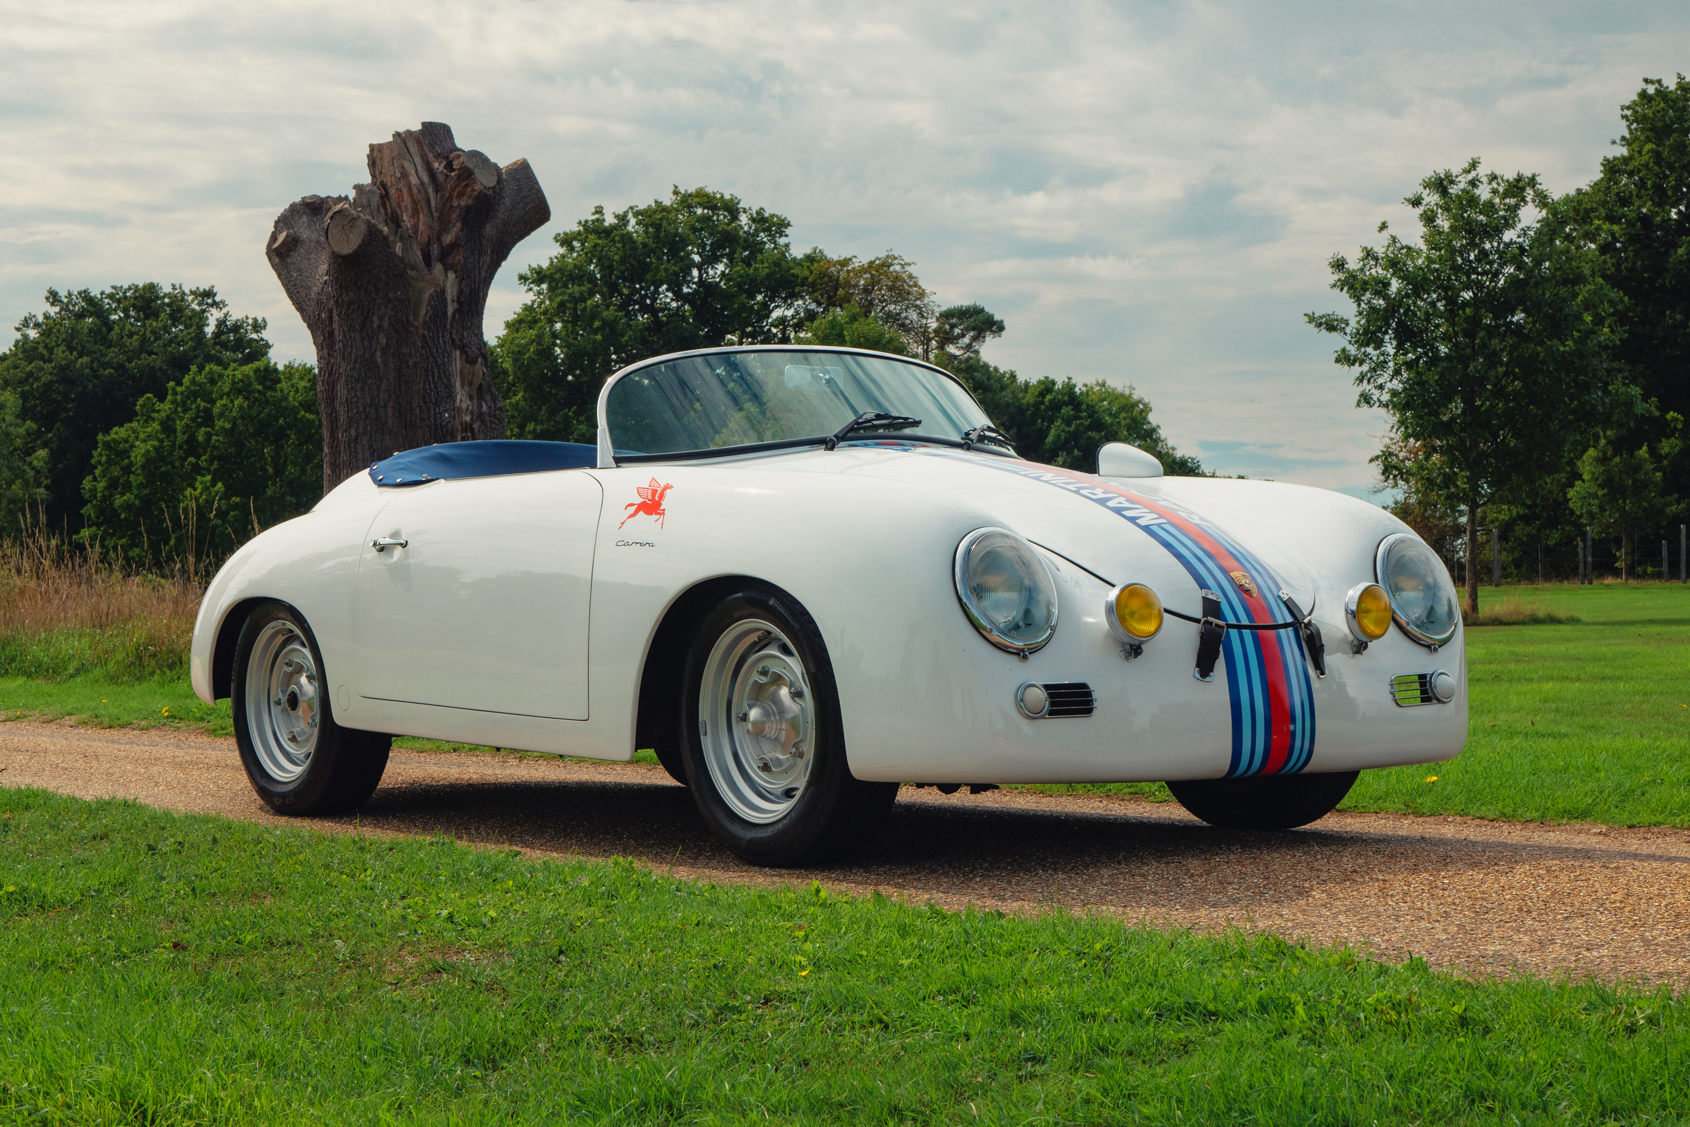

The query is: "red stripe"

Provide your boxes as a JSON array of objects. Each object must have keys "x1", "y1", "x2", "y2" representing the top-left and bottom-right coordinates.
[{"x1": 1015, "y1": 466, "x2": 1299, "y2": 772}]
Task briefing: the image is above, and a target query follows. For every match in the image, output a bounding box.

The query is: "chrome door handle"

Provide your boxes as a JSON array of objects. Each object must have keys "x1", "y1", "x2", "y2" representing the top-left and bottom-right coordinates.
[{"x1": 371, "y1": 537, "x2": 408, "y2": 552}]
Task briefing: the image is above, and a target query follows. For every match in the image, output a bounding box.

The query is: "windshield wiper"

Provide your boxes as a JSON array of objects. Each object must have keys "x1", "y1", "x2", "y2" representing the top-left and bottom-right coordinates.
[
  {"x1": 960, "y1": 424, "x2": 1016, "y2": 453},
  {"x1": 824, "y1": 410, "x2": 923, "y2": 450}
]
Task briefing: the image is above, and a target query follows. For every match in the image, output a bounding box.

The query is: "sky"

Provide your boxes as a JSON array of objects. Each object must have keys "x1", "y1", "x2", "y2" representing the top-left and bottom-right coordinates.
[{"x1": 2, "y1": 1, "x2": 1685, "y2": 498}]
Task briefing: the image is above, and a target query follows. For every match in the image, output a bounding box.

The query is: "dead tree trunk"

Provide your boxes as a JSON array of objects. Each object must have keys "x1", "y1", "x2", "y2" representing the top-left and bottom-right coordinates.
[{"x1": 265, "y1": 122, "x2": 551, "y2": 491}]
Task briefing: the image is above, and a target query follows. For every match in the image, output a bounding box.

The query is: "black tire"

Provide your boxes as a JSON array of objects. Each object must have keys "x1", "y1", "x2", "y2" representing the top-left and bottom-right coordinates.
[
  {"x1": 232, "y1": 601, "x2": 391, "y2": 815},
  {"x1": 652, "y1": 743, "x2": 689, "y2": 787},
  {"x1": 1166, "y1": 770, "x2": 1359, "y2": 830},
  {"x1": 679, "y1": 584, "x2": 897, "y2": 866}
]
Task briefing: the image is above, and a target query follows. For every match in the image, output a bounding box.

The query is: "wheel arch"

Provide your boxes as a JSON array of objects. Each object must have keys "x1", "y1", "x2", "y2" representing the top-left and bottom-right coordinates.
[
  {"x1": 634, "y1": 575, "x2": 809, "y2": 761},
  {"x1": 210, "y1": 596, "x2": 284, "y2": 700}
]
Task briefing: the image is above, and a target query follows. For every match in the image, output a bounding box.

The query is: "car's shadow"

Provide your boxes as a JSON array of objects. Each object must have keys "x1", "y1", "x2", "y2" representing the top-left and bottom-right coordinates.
[{"x1": 332, "y1": 774, "x2": 1689, "y2": 910}]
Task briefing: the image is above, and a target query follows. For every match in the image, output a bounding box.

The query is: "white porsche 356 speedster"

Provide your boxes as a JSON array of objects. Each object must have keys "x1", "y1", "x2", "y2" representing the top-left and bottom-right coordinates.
[{"x1": 191, "y1": 345, "x2": 1466, "y2": 864}]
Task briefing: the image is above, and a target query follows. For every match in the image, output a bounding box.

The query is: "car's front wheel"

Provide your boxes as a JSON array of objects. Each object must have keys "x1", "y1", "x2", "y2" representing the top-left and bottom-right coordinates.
[
  {"x1": 679, "y1": 585, "x2": 896, "y2": 866},
  {"x1": 232, "y1": 601, "x2": 391, "y2": 815},
  {"x1": 1166, "y1": 770, "x2": 1359, "y2": 830}
]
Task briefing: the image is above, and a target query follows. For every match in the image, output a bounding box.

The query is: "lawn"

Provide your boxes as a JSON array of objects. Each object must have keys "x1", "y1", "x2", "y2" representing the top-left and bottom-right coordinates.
[
  {"x1": 1343, "y1": 583, "x2": 1690, "y2": 825},
  {"x1": 1, "y1": 786, "x2": 1685, "y2": 1125},
  {"x1": 0, "y1": 582, "x2": 1685, "y2": 825}
]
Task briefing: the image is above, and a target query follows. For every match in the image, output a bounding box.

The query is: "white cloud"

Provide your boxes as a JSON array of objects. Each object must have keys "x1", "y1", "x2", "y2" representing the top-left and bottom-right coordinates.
[{"x1": 1, "y1": 0, "x2": 1684, "y2": 492}]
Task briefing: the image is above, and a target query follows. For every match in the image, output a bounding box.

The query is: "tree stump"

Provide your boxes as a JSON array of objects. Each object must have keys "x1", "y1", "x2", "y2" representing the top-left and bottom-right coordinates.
[{"x1": 265, "y1": 122, "x2": 551, "y2": 491}]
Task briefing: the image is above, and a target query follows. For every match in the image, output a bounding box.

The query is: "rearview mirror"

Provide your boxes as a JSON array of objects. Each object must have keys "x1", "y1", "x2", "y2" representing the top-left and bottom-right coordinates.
[{"x1": 1097, "y1": 442, "x2": 1163, "y2": 478}]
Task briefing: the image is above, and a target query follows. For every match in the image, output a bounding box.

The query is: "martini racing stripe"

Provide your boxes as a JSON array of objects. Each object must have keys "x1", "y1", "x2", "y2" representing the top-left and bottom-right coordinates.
[{"x1": 932, "y1": 451, "x2": 1316, "y2": 777}]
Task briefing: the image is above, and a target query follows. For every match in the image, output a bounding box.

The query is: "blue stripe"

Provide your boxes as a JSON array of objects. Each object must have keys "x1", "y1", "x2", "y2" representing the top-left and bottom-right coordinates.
[{"x1": 933, "y1": 454, "x2": 1318, "y2": 776}]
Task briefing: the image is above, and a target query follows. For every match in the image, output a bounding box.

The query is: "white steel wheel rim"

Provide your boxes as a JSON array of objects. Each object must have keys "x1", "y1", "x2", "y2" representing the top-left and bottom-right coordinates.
[
  {"x1": 698, "y1": 618, "x2": 817, "y2": 825},
  {"x1": 245, "y1": 620, "x2": 321, "y2": 784}
]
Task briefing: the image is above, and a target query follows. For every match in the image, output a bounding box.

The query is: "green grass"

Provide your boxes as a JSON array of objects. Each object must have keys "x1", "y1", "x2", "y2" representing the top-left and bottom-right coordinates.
[
  {"x1": 0, "y1": 676, "x2": 229, "y2": 734},
  {"x1": 1, "y1": 787, "x2": 1686, "y2": 1125},
  {"x1": 1344, "y1": 583, "x2": 1690, "y2": 826}
]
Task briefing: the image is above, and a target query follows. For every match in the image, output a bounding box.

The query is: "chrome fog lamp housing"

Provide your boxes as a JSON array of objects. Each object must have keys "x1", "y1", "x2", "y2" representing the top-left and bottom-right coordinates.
[
  {"x1": 1104, "y1": 583, "x2": 1164, "y2": 643},
  {"x1": 954, "y1": 527, "x2": 1058, "y2": 655},
  {"x1": 1375, "y1": 533, "x2": 1460, "y2": 648},
  {"x1": 1345, "y1": 582, "x2": 1393, "y2": 645}
]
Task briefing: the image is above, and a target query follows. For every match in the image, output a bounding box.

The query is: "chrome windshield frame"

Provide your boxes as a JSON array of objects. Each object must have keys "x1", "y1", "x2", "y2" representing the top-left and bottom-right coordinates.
[{"x1": 594, "y1": 345, "x2": 992, "y2": 468}]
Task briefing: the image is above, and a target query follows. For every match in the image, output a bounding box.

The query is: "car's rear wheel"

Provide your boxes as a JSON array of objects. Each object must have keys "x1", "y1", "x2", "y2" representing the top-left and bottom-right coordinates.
[
  {"x1": 679, "y1": 584, "x2": 896, "y2": 866},
  {"x1": 232, "y1": 601, "x2": 391, "y2": 815},
  {"x1": 1166, "y1": 770, "x2": 1358, "y2": 830}
]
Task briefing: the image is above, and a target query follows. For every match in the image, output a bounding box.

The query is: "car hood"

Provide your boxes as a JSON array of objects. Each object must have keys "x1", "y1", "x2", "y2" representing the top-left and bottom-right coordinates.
[{"x1": 815, "y1": 443, "x2": 1404, "y2": 618}]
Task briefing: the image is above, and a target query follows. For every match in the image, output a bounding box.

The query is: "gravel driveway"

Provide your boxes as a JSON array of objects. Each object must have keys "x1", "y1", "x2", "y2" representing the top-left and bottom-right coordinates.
[{"x1": 3, "y1": 720, "x2": 1686, "y2": 984}]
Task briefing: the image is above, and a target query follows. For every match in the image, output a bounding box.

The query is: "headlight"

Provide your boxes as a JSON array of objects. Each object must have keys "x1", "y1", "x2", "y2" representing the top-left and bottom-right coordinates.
[
  {"x1": 1346, "y1": 582, "x2": 1392, "y2": 643},
  {"x1": 1104, "y1": 583, "x2": 1163, "y2": 642},
  {"x1": 954, "y1": 528, "x2": 1058, "y2": 655},
  {"x1": 1376, "y1": 533, "x2": 1460, "y2": 647}
]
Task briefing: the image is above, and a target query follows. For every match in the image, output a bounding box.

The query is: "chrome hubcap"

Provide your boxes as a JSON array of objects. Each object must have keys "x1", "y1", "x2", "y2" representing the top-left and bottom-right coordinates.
[
  {"x1": 698, "y1": 619, "x2": 815, "y2": 824},
  {"x1": 245, "y1": 620, "x2": 320, "y2": 783}
]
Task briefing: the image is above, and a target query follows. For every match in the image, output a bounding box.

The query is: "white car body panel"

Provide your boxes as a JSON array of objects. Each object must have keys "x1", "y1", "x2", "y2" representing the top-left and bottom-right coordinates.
[
  {"x1": 353, "y1": 471, "x2": 602, "y2": 720},
  {"x1": 192, "y1": 438, "x2": 1467, "y2": 783}
]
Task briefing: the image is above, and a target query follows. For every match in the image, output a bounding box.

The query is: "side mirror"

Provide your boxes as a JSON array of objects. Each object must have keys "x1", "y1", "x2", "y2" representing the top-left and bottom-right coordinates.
[{"x1": 1097, "y1": 442, "x2": 1164, "y2": 478}]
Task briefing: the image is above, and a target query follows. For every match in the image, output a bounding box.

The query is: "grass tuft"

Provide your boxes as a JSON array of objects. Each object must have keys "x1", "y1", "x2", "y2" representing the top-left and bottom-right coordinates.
[
  {"x1": 0, "y1": 525, "x2": 197, "y2": 683},
  {"x1": 1463, "y1": 595, "x2": 1581, "y2": 627}
]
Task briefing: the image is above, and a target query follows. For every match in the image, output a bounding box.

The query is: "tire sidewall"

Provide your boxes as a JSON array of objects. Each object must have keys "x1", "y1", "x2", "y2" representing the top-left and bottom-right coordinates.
[
  {"x1": 232, "y1": 601, "x2": 350, "y2": 814},
  {"x1": 680, "y1": 586, "x2": 858, "y2": 863}
]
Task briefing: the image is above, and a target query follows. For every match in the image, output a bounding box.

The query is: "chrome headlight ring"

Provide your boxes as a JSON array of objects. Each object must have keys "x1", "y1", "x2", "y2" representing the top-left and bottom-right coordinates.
[
  {"x1": 953, "y1": 527, "x2": 1058, "y2": 656},
  {"x1": 1375, "y1": 532, "x2": 1461, "y2": 648}
]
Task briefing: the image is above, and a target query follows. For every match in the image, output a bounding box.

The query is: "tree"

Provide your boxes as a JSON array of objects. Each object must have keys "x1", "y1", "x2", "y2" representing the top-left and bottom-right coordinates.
[
  {"x1": 0, "y1": 392, "x2": 48, "y2": 534},
  {"x1": 1558, "y1": 76, "x2": 1690, "y2": 498},
  {"x1": 800, "y1": 253, "x2": 936, "y2": 354},
  {"x1": 800, "y1": 305, "x2": 911, "y2": 355},
  {"x1": 1308, "y1": 159, "x2": 1615, "y2": 614},
  {"x1": 940, "y1": 354, "x2": 1203, "y2": 475},
  {"x1": 932, "y1": 303, "x2": 1006, "y2": 361},
  {"x1": 82, "y1": 361, "x2": 322, "y2": 571},
  {"x1": 1567, "y1": 438, "x2": 1676, "y2": 580},
  {"x1": 0, "y1": 283, "x2": 270, "y2": 528},
  {"x1": 267, "y1": 122, "x2": 551, "y2": 490},
  {"x1": 496, "y1": 187, "x2": 813, "y2": 444}
]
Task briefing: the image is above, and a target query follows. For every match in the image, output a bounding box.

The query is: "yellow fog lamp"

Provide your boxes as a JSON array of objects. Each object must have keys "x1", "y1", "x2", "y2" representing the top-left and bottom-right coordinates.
[
  {"x1": 1345, "y1": 582, "x2": 1392, "y2": 649},
  {"x1": 1105, "y1": 583, "x2": 1164, "y2": 643}
]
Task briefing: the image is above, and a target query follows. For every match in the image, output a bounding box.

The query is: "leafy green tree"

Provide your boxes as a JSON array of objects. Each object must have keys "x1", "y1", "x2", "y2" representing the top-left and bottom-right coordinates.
[
  {"x1": 932, "y1": 303, "x2": 1005, "y2": 361},
  {"x1": 1308, "y1": 160, "x2": 1615, "y2": 613},
  {"x1": 0, "y1": 391, "x2": 48, "y2": 534},
  {"x1": 1568, "y1": 437, "x2": 1677, "y2": 580},
  {"x1": 495, "y1": 188, "x2": 816, "y2": 443},
  {"x1": 82, "y1": 361, "x2": 321, "y2": 570},
  {"x1": 800, "y1": 253, "x2": 936, "y2": 353},
  {"x1": 800, "y1": 305, "x2": 911, "y2": 355},
  {"x1": 0, "y1": 284, "x2": 271, "y2": 528},
  {"x1": 941, "y1": 354, "x2": 1202, "y2": 475},
  {"x1": 1558, "y1": 76, "x2": 1690, "y2": 497}
]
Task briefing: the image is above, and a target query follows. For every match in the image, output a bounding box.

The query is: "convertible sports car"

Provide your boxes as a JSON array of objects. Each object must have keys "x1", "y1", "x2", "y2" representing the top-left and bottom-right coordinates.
[{"x1": 191, "y1": 346, "x2": 1467, "y2": 865}]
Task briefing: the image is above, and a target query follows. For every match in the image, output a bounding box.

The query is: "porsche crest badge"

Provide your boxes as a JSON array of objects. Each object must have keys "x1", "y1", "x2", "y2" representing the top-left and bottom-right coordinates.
[{"x1": 1229, "y1": 570, "x2": 1258, "y2": 597}]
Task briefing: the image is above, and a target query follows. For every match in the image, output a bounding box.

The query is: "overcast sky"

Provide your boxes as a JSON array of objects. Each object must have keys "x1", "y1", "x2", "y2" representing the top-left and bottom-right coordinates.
[{"x1": 2, "y1": 1, "x2": 1684, "y2": 497}]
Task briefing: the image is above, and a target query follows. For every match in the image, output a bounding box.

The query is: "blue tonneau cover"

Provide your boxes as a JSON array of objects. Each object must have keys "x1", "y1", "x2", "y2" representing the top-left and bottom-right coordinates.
[{"x1": 368, "y1": 440, "x2": 597, "y2": 486}]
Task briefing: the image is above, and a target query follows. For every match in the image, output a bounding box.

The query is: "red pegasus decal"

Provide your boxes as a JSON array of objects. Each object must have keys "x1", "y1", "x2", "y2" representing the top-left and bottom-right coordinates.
[{"x1": 620, "y1": 478, "x2": 673, "y2": 528}]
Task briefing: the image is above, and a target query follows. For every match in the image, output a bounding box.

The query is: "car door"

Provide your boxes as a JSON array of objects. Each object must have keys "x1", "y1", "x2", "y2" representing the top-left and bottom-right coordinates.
[{"x1": 352, "y1": 470, "x2": 604, "y2": 720}]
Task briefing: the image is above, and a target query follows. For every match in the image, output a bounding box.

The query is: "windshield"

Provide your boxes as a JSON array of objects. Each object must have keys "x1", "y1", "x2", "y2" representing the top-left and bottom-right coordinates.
[{"x1": 604, "y1": 349, "x2": 993, "y2": 457}]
